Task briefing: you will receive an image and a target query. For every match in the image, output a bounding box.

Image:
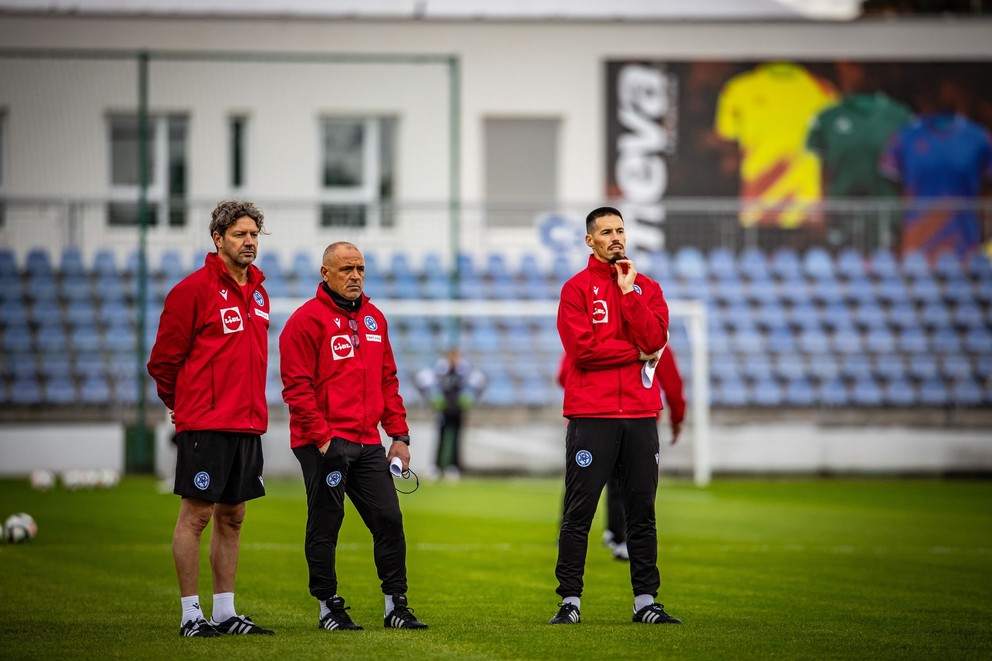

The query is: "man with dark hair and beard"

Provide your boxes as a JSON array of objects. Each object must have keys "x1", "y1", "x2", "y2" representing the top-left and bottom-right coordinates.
[{"x1": 549, "y1": 206, "x2": 682, "y2": 626}]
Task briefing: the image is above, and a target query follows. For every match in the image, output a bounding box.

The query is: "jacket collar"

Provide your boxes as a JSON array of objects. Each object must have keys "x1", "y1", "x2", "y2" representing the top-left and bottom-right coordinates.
[
  {"x1": 316, "y1": 282, "x2": 368, "y2": 314},
  {"x1": 204, "y1": 252, "x2": 265, "y2": 286},
  {"x1": 586, "y1": 254, "x2": 615, "y2": 279}
]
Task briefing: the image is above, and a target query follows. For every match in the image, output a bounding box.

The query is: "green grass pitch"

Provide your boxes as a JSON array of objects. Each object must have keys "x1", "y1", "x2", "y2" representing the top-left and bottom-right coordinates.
[{"x1": 1, "y1": 475, "x2": 990, "y2": 659}]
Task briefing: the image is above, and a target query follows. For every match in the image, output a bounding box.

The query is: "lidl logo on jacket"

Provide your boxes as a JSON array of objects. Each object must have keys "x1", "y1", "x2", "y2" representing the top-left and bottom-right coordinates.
[{"x1": 220, "y1": 307, "x2": 244, "y2": 334}]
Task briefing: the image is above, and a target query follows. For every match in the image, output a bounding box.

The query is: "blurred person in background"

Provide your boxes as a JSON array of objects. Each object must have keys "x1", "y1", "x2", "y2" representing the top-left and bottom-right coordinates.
[
  {"x1": 280, "y1": 241, "x2": 428, "y2": 632},
  {"x1": 147, "y1": 200, "x2": 274, "y2": 638},
  {"x1": 414, "y1": 347, "x2": 487, "y2": 480},
  {"x1": 549, "y1": 207, "x2": 682, "y2": 626}
]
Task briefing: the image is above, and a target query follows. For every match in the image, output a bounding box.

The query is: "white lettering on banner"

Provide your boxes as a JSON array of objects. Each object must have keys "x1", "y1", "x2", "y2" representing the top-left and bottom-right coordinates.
[
  {"x1": 220, "y1": 307, "x2": 244, "y2": 334},
  {"x1": 366, "y1": 334, "x2": 382, "y2": 343},
  {"x1": 614, "y1": 63, "x2": 677, "y2": 253},
  {"x1": 254, "y1": 309, "x2": 269, "y2": 320}
]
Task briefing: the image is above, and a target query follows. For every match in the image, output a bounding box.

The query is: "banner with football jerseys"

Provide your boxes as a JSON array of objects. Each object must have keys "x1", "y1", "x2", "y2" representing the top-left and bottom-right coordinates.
[{"x1": 605, "y1": 60, "x2": 992, "y2": 259}]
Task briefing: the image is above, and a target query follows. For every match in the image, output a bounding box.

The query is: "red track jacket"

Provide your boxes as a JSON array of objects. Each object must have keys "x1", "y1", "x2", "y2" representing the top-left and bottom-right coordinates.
[
  {"x1": 279, "y1": 285, "x2": 408, "y2": 448},
  {"x1": 557, "y1": 255, "x2": 670, "y2": 418},
  {"x1": 147, "y1": 252, "x2": 269, "y2": 434}
]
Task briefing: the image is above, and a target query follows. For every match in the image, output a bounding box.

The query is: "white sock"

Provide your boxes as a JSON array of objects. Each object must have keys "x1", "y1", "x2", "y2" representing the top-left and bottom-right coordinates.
[
  {"x1": 320, "y1": 595, "x2": 338, "y2": 619},
  {"x1": 634, "y1": 594, "x2": 654, "y2": 611},
  {"x1": 563, "y1": 596, "x2": 580, "y2": 610},
  {"x1": 212, "y1": 592, "x2": 236, "y2": 623},
  {"x1": 384, "y1": 594, "x2": 394, "y2": 617},
  {"x1": 181, "y1": 595, "x2": 204, "y2": 625}
]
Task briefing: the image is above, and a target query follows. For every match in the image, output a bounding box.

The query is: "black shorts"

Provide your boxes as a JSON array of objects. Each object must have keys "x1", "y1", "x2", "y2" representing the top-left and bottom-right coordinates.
[{"x1": 173, "y1": 430, "x2": 266, "y2": 504}]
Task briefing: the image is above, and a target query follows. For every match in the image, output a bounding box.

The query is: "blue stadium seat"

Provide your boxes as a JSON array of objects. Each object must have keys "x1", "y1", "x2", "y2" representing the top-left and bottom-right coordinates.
[
  {"x1": 798, "y1": 328, "x2": 830, "y2": 354},
  {"x1": 94, "y1": 250, "x2": 120, "y2": 278},
  {"x1": 876, "y1": 277, "x2": 909, "y2": 305},
  {"x1": 520, "y1": 375, "x2": 551, "y2": 407},
  {"x1": 766, "y1": 327, "x2": 797, "y2": 354},
  {"x1": 44, "y1": 376, "x2": 78, "y2": 406},
  {"x1": 946, "y1": 276, "x2": 979, "y2": 306},
  {"x1": 36, "y1": 325, "x2": 69, "y2": 352},
  {"x1": 851, "y1": 377, "x2": 883, "y2": 406},
  {"x1": 919, "y1": 301, "x2": 951, "y2": 330},
  {"x1": 99, "y1": 299, "x2": 131, "y2": 327},
  {"x1": 707, "y1": 248, "x2": 737, "y2": 281},
  {"x1": 59, "y1": 248, "x2": 87, "y2": 278},
  {"x1": 0, "y1": 248, "x2": 17, "y2": 278},
  {"x1": 900, "y1": 251, "x2": 931, "y2": 280},
  {"x1": 963, "y1": 328, "x2": 992, "y2": 354},
  {"x1": 843, "y1": 274, "x2": 877, "y2": 306},
  {"x1": 30, "y1": 301, "x2": 64, "y2": 327},
  {"x1": 39, "y1": 353, "x2": 73, "y2": 380},
  {"x1": 712, "y1": 278, "x2": 746, "y2": 305},
  {"x1": 918, "y1": 377, "x2": 949, "y2": 406},
  {"x1": 874, "y1": 354, "x2": 906, "y2": 381},
  {"x1": 807, "y1": 353, "x2": 840, "y2": 381},
  {"x1": 840, "y1": 354, "x2": 873, "y2": 381},
  {"x1": 802, "y1": 247, "x2": 834, "y2": 280},
  {"x1": 897, "y1": 328, "x2": 929, "y2": 353},
  {"x1": 887, "y1": 303, "x2": 918, "y2": 331},
  {"x1": 950, "y1": 377, "x2": 983, "y2": 406},
  {"x1": 750, "y1": 377, "x2": 784, "y2": 406},
  {"x1": 10, "y1": 375, "x2": 43, "y2": 405},
  {"x1": 25, "y1": 248, "x2": 54, "y2": 278},
  {"x1": 852, "y1": 301, "x2": 887, "y2": 330},
  {"x1": 940, "y1": 354, "x2": 973, "y2": 380},
  {"x1": 835, "y1": 248, "x2": 866, "y2": 281},
  {"x1": 952, "y1": 303, "x2": 985, "y2": 330},
  {"x1": 706, "y1": 325, "x2": 731, "y2": 354},
  {"x1": 1, "y1": 298, "x2": 29, "y2": 330},
  {"x1": 908, "y1": 275, "x2": 941, "y2": 304},
  {"x1": 737, "y1": 247, "x2": 770, "y2": 282},
  {"x1": 715, "y1": 377, "x2": 748, "y2": 406},
  {"x1": 770, "y1": 248, "x2": 802, "y2": 281},
  {"x1": 2, "y1": 324, "x2": 34, "y2": 352},
  {"x1": 74, "y1": 353, "x2": 106, "y2": 381},
  {"x1": 4, "y1": 352, "x2": 37, "y2": 380},
  {"x1": 832, "y1": 327, "x2": 863, "y2": 354},
  {"x1": 744, "y1": 275, "x2": 779, "y2": 306},
  {"x1": 933, "y1": 252, "x2": 963, "y2": 280},
  {"x1": 644, "y1": 250, "x2": 672, "y2": 282},
  {"x1": 680, "y1": 278, "x2": 711, "y2": 303},
  {"x1": 931, "y1": 328, "x2": 962, "y2": 354},
  {"x1": 674, "y1": 246, "x2": 707, "y2": 281},
  {"x1": 864, "y1": 327, "x2": 897, "y2": 354},
  {"x1": 25, "y1": 275, "x2": 59, "y2": 303},
  {"x1": 0, "y1": 274, "x2": 25, "y2": 306},
  {"x1": 731, "y1": 328, "x2": 765, "y2": 354},
  {"x1": 105, "y1": 324, "x2": 137, "y2": 354},
  {"x1": 551, "y1": 255, "x2": 575, "y2": 286},
  {"x1": 965, "y1": 253, "x2": 992, "y2": 279},
  {"x1": 741, "y1": 354, "x2": 774, "y2": 381},
  {"x1": 709, "y1": 353, "x2": 741, "y2": 383},
  {"x1": 773, "y1": 353, "x2": 806, "y2": 381},
  {"x1": 784, "y1": 376, "x2": 816, "y2": 406},
  {"x1": 60, "y1": 274, "x2": 93, "y2": 302},
  {"x1": 292, "y1": 250, "x2": 317, "y2": 282},
  {"x1": 482, "y1": 374, "x2": 516, "y2": 406},
  {"x1": 869, "y1": 249, "x2": 899, "y2": 279},
  {"x1": 907, "y1": 354, "x2": 939, "y2": 381},
  {"x1": 80, "y1": 374, "x2": 112, "y2": 406},
  {"x1": 810, "y1": 277, "x2": 844, "y2": 306},
  {"x1": 70, "y1": 326, "x2": 103, "y2": 353},
  {"x1": 821, "y1": 302, "x2": 853, "y2": 331},
  {"x1": 94, "y1": 274, "x2": 127, "y2": 303},
  {"x1": 257, "y1": 253, "x2": 283, "y2": 278},
  {"x1": 883, "y1": 377, "x2": 917, "y2": 406},
  {"x1": 779, "y1": 279, "x2": 810, "y2": 306},
  {"x1": 159, "y1": 250, "x2": 189, "y2": 280},
  {"x1": 789, "y1": 302, "x2": 821, "y2": 331}
]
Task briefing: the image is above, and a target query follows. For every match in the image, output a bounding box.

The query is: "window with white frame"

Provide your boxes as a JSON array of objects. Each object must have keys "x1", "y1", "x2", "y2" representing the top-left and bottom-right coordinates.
[
  {"x1": 108, "y1": 114, "x2": 188, "y2": 226},
  {"x1": 319, "y1": 117, "x2": 396, "y2": 228}
]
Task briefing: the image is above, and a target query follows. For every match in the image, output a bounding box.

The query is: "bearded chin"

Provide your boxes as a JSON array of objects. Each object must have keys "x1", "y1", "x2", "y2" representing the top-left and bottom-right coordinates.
[{"x1": 608, "y1": 252, "x2": 625, "y2": 264}]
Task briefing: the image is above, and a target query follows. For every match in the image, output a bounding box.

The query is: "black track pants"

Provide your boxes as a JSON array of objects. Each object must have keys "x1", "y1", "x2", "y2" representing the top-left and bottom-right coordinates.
[{"x1": 555, "y1": 417, "x2": 661, "y2": 599}]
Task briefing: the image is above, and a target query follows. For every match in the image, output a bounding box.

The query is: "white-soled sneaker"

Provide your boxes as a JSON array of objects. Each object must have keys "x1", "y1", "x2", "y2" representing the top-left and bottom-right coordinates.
[
  {"x1": 632, "y1": 603, "x2": 682, "y2": 624},
  {"x1": 384, "y1": 595, "x2": 428, "y2": 629}
]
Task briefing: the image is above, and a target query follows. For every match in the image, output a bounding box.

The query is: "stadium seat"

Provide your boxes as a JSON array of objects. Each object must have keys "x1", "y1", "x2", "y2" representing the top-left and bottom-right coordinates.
[
  {"x1": 950, "y1": 377, "x2": 983, "y2": 406},
  {"x1": 798, "y1": 328, "x2": 830, "y2": 354},
  {"x1": 709, "y1": 352, "x2": 741, "y2": 383},
  {"x1": 25, "y1": 275, "x2": 59, "y2": 303},
  {"x1": 864, "y1": 327, "x2": 897, "y2": 354},
  {"x1": 707, "y1": 248, "x2": 737, "y2": 281},
  {"x1": 39, "y1": 353, "x2": 73, "y2": 380},
  {"x1": 29, "y1": 300, "x2": 64, "y2": 327},
  {"x1": 843, "y1": 274, "x2": 878, "y2": 306},
  {"x1": 933, "y1": 252, "x2": 963, "y2": 280},
  {"x1": 70, "y1": 326, "x2": 102, "y2": 353},
  {"x1": 4, "y1": 352, "x2": 37, "y2": 380},
  {"x1": 789, "y1": 302, "x2": 821, "y2": 332},
  {"x1": 851, "y1": 377, "x2": 883, "y2": 406},
  {"x1": 36, "y1": 325, "x2": 69, "y2": 353},
  {"x1": 0, "y1": 248, "x2": 17, "y2": 278},
  {"x1": 257, "y1": 253, "x2": 283, "y2": 278},
  {"x1": 744, "y1": 275, "x2": 779, "y2": 306},
  {"x1": 0, "y1": 274, "x2": 26, "y2": 306},
  {"x1": 908, "y1": 275, "x2": 942, "y2": 304},
  {"x1": 715, "y1": 377, "x2": 748, "y2": 406},
  {"x1": 931, "y1": 328, "x2": 962, "y2": 354},
  {"x1": 481, "y1": 374, "x2": 516, "y2": 406},
  {"x1": 159, "y1": 250, "x2": 188, "y2": 280},
  {"x1": 25, "y1": 248, "x2": 54, "y2": 278},
  {"x1": 94, "y1": 250, "x2": 119, "y2": 278},
  {"x1": 44, "y1": 376, "x2": 78, "y2": 406},
  {"x1": 963, "y1": 328, "x2": 992, "y2": 354},
  {"x1": 104, "y1": 324, "x2": 137, "y2": 354},
  {"x1": 644, "y1": 250, "x2": 672, "y2": 282},
  {"x1": 900, "y1": 251, "x2": 930, "y2": 280},
  {"x1": 1, "y1": 298, "x2": 29, "y2": 330},
  {"x1": 680, "y1": 277, "x2": 711, "y2": 303},
  {"x1": 74, "y1": 353, "x2": 106, "y2": 381},
  {"x1": 919, "y1": 301, "x2": 951, "y2": 330},
  {"x1": 907, "y1": 354, "x2": 939, "y2": 381},
  {"x1": 874, "y1": 354, "x2": 906, "y2": 381},
  {"x1": 779, "y1": 279, "x2": 810, "y2": 306},
  {"x1": 673, "y1": 246, "x2": 707, "y2": 281},
  {"x1": 741, "y1": 354, "x2": 774, "y2": 381},
  {"x1": 10, "y1": 375, "x2": 43, "y2": 405},
  {"x1": 79, "y1": 374, "x2": 112, "y2": 406},
  {"x1": 851, "y1": 301, "x2": 887, "y2": 330},
  {"x1": 766, "y1": 327, "x2": 797, "y2": 354},
  {"x1": 918, "y1": 377, "x2": 949, "y2": 406},
  {"x1": 876, "y1": 277, "x2": 909, "y2": 305},
  {"x1": 807, "y1": 353, "x2": 840, "y2": 381},
  {"x1": 750, "y1": 377, "x2": 784, "y2": 406},
  {"x1": 840, "y1": 354, "x2": 873, "y2": 381},
  {"x1": 882, "y1": 377, "x2": 917, "y2": 406},
  {"x1": 712, "y1": 278, "x2": 746, "y2": 305},
  {"x1": 868, "y1": 249, "x2": 899, "y2": 279},
  {"x1": 784, "y1": 376, "x2": 816, "y2": 406},
  {"x1": 770, "y1": 248, "x2": 802, "y2": 281},
  {"x1": 940, "y1": 354, "x2": 973, "y2": 380},
  {"x1": 810, "y1": 277, "x2": 845, "y2": 306},
  {"x1": 887, "y1": 303, "x2": 918, "y2": 331},
  {"x1": 952, "y1": 303, "x2": 985, "y2": 330},
  {"x1": 945, "y1": 276, "x2": 978, "y2": 306},
  {"x1": 802, "y1": 247, "x2": 834, "y2": 280},
  {"x1": 2, "y1": 324, "x2": 34, "y2": 353},
  {"x1": 834, "y1": 248, "x2": 866, "y2": 281},
  {"x1": 821, "y1": 302, "x2": 853, "y2": 331},
  {"x1": 292, "y1": 250, "x2": 317, "y2": 282},
  {"x1": 60, "y1": 274, "x2": 93, "y2": 302},
  {"x1": 773, "y1": 353, "x2": 806, "y2": 381},
  {"x1": 965, "y1": 253, "x2": 992, "y2": 279},
  {"x1": 897, "y1": 328, "x2": 929, "y2": 353},
  {"x1": 737, "y1": 247, "x2": 770, "y2": 282},
  {"x1": 59, "y1": 248, "x2": 87, "y2": 278},
  {"x1": 731, "y1": 328, "x2": 765, "y2": 354}
]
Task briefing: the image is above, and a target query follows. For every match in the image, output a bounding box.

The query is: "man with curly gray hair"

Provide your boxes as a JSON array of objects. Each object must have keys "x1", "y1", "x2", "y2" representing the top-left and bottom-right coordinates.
[{"x1": 149, "y1": 200, "x2": 274, "y2": 638}]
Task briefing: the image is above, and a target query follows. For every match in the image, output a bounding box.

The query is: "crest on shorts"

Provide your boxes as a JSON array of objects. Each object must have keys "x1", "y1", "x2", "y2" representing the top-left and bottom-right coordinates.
[
  {"x1": 575, "y1": 450, "x2": 593, "y2": 467},
  {"x1": 326, "y1": 471, "x2": 342, "y2": 487},
  {"x1": 194, "y1": 471, "x2": 211, "y2": 490}
]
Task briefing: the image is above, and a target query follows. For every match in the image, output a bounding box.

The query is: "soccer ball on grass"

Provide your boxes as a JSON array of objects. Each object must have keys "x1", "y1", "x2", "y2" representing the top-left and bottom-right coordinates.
[{"x1": 2, "y1": 513, "x2": 38, "y2": 544}]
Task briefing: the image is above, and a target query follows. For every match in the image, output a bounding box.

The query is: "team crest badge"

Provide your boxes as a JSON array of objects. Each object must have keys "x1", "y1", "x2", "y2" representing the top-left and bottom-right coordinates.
[
  {"x1": 326, "y1": 471, "x2": 342, "y2": 487},
  {"x1": 194, "y1": 471, "x2": 211, "y2": 490},
  {"x1": 633, "y1": 284, "x2": 642, "y2": 295},
  {"x1": 575, "y1": 450, "x2": 593, "y2": 467},
  {"x1": 253, "y1": 290, "x2": 265, "y2": 307},
  {"x1": 364, "y1": 315, "x2": 378, "y2": 331}
]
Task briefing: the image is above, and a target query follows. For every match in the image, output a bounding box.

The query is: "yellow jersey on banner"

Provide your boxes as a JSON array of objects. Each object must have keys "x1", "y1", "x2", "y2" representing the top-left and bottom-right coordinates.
[{"x1": 715, "y1": 62, "x2": 837, "y2": 228}]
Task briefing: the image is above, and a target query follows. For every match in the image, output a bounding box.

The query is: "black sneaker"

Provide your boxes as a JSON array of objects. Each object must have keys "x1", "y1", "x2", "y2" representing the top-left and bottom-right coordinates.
[
  {"x1": 548, "y1": 602, "x2": 580, "y2": 624},
  {"x1": 319, "y1": 596, "x2": 363, "y2": 631},
  {"x1": 632, "y1": 603, "x2": 682, "y2": 624},
  {"x1": 384, "y1": 594, "x2": 428, "y2": 629},
  {"x1": 210, "y1": 614, "x2": 275, "y2": 635},
  {"x1": 180, "y1": 617, "x2": 222, "y2": 638}
]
